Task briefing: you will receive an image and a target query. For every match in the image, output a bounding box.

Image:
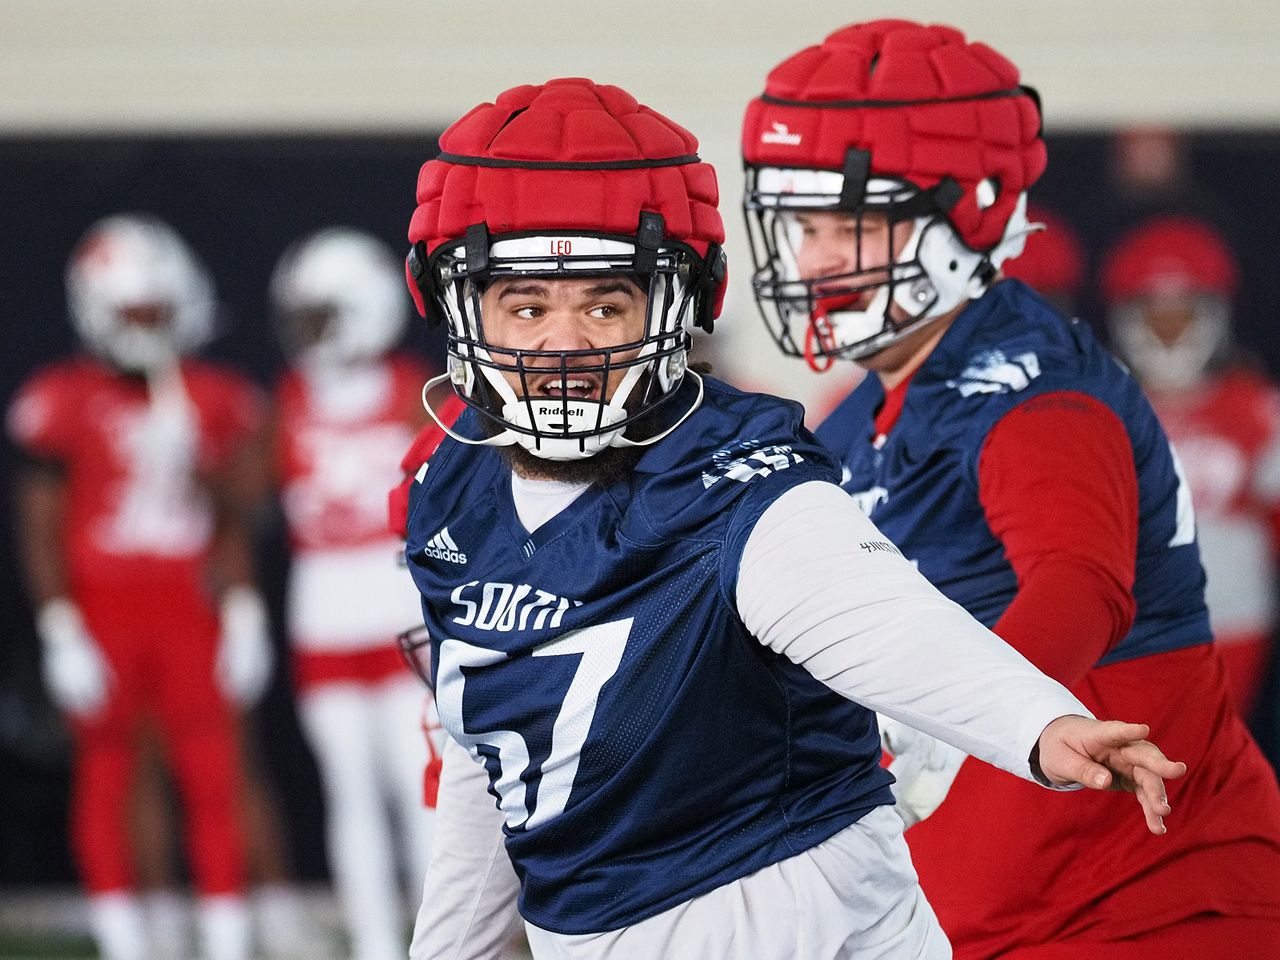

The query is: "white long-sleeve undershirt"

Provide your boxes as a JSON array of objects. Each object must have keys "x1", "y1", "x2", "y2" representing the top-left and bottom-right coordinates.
[
  {"x1": 736, "y1": 480, "x2": 1090, "y2": 782},
  {"x1": 409, "y1": 737, "x2": 519, "y2": 960},
  {"x1": 410, "y1": 478, "x2": 1092, "y2": 959}
]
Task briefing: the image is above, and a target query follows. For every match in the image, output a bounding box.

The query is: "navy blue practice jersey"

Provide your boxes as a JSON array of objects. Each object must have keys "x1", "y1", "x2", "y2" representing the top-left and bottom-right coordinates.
[
  {"x1": 818, "y1": 279, "x2": 1211, "y2": 665},
  {"x1": 404, "y1": 377, "x2": 893, "y2": 934}
]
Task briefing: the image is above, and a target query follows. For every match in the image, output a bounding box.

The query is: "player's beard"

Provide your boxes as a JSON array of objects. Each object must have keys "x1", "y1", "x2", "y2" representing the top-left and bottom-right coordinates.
[
  {"x1": 503, "y1": 441, "x2": 643, "y2": 485},
  {"x1": 472, "y1": 372, "x2": 665, "y2": 486}
]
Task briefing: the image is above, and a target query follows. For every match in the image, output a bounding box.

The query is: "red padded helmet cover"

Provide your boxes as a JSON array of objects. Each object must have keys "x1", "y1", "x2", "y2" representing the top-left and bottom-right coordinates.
[
  {"x1": 1002, "y1": 206, "x2": 1086, "y2": 295},
  {"x1": 408, "y1": 78, "x2": 725, "y2": 317},
  {"x1": 742, "y1": 20, "x2": 1046, "y2": 252},
  {"x1": 1102, "y1": 216, "x2": 1238, "y2": 304}
]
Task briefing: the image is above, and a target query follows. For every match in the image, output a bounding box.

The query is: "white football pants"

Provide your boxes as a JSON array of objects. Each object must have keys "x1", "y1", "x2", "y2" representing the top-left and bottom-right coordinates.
[
  {"x1": 300, "y1": 677, "x2": 437, "y2": 960},
  {"x1": 524, "y1": 806, "x2": 951, "y2": 960}
]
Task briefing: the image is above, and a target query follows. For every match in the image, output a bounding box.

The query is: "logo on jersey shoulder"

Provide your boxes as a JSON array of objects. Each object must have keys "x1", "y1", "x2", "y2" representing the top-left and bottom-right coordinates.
[
  {"x1": 859, "y1": 539, "x2": 902, "y2": 556},
  {"x1": 946, "y1": 349, "x2": 1042, "y2": 397},
  {"x1": 422, "y1": 526, "x2": 467, "y2": 564},
  {"x1": 761, "y1": 122, "x2": 802, "y2": 146},
  {"x1": 702, "y1": 440, "x2": 805, "y2": 489},
  {"x1": 849, "y1": 485, "x2": 888, "y2": 515},
  {"x1": 451, "y1": 580, "x2": 581, "y2": 633}
]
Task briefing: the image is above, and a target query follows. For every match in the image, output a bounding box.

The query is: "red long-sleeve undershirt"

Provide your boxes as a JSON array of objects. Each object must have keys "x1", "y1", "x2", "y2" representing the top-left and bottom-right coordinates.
[
  {"x1": 979, "y1": 391, "x2": 1139, "y2": 685},
  {"x1": 877, "y1": 384, "x2": 1139, "y2": 689}
]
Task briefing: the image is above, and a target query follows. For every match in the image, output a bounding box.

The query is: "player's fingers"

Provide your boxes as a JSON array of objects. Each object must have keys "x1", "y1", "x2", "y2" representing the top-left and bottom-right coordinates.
[
  {"x1": 1119, "y1": 741, "x2": 1187, "y2": 781},
  {"x1": 1133, "y1": 775, "x2": 1169, "y2": 835},
  {"x1": 1073, "y1": 758, "x2": 1113, "y2": 790},
  {"x1": 1130, "y1": 765, "x2": 1172, "y2": 814},
  {"x1": 1091, "y1": 720, "x2": 1150, "y2": 747}
]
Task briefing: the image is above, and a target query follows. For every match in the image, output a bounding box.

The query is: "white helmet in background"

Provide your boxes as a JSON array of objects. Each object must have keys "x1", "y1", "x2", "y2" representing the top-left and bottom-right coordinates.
[
  {"x1": 65, "y1": 214, "x2": 215, "y2": 373},
  {"x1": 271, "y1": 227, "x2": 409, "y2": 369}
]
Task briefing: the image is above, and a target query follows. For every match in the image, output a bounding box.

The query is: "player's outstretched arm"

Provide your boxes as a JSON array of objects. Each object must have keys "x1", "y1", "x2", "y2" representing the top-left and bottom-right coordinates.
[
  {"x1": 736, "y1": 480, "x2": 1185, "y2": 832},
  {"x1": 1033, "y1": 716, "x2": 1187, "y2": 835},
  {"x1": 410, "y1": 737, "x2": 522, "y2": 960}
]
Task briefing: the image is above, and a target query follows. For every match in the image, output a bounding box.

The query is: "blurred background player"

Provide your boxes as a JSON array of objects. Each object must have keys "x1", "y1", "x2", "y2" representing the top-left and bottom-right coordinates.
[
  {"x1": 742, "y1": 20, "x2": 1280, "y2": 959},
  {"x1": 6, "y1": 214, "x2": 272, "y2": 960},
  {"x1": 1000, "y1": 205, "x2": 1088, "y2": 319},
  {"x1": 270, "y1": 227, "x2": 442, "y2": 960},
  {"x1": 1102, "y1": 215, "x2": 1280, "y2": 728}
]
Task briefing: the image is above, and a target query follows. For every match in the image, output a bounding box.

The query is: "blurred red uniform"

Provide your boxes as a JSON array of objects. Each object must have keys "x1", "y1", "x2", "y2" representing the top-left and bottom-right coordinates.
[
  {"x1": 1104, "y1": 215, "x2": 1280, "y2": 718},
  {"x1": 276, "y1": 352, "x2": 429, "y2": 687},
  {"x1": 8, "y1": 356, "x2": 262, "y2": 897},
  {"x1": 270, "y1": 227, "x2": 442, "y2": 960},
  {"x1": 1148, "y1": 371, "x2": 1280, "y2": 716}
]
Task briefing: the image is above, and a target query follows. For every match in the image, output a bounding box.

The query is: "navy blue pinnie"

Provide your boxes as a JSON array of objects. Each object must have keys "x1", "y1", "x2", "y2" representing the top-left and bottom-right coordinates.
[
  {"x1": 818, "y1": 279, "x2": 1210, "y2": 663},
  {"x1": 405, "y1": 376, "x2": 894, "y2": 934}
]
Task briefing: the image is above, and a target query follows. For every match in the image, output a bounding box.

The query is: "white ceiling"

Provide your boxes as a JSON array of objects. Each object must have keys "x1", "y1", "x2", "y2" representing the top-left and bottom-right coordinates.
[{"x1": 4, "y1": 0, "x2": 1276, "y2": 135}]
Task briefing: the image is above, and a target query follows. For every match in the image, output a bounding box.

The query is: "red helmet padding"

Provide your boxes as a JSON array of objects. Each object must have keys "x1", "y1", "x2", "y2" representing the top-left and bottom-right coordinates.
[
  {"x1": 742, "y1": 20, "x2": 1046, "y2": 252},
  {"x1": 408, "y1": 78, "x2": 726, "y2": 318},
  {"x1": 1002, "y1": 205, "x2": 1086, "y2": 295},
  {"x1": 1101, "y1": 216, "x2": 1239, "y2": 304}
]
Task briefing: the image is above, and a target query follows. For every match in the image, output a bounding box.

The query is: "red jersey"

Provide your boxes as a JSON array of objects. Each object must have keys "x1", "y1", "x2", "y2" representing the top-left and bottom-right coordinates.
[
  {"x1": 275, "y1": 354, "x2": 430, "y2": 653},
  {"x1": 276, "y1": 354, "x2": 428, "y2": 553},
  {"x1": 818, "y1": 286, "x2": 1280, "y2": 959},
  {"x1": 1149, "y1": 368, "x2": 1280, "y2": 714},
  {"x1": 7, "y1": 356, "x2": 263, "y2": 603}
]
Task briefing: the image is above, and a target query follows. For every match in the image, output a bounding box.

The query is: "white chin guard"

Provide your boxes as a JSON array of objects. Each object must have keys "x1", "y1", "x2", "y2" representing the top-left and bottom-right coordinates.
[{"x1": 501, "y1": 398, "x2": 626, "y2": 460}]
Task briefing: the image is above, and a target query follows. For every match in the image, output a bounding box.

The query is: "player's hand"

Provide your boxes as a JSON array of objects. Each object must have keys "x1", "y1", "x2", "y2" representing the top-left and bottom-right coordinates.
[
  {"x1": 216, "y1": 586, "x2": 274, "y2": 707},
  {"x1": 37, "y1": 598, "x2": 113, "y2": 716},
  {"x1": 879, "y1": 715, "x2": 967, "y2": 828},
  {"x1": 1034, "y1": 715, "x2": 1187, "y2": 835}
]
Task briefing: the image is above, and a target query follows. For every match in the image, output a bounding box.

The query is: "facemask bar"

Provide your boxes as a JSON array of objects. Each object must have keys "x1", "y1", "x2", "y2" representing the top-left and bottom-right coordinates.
[
  {"x1": 396, "y1": 624, "x2": 433, "y2": 688},
  {"x1": 428, "y1": 232, "x2": 705, "y2": 459},
  {"x1": 744, "y1": 165, "x2": 993, "y2": 367}
]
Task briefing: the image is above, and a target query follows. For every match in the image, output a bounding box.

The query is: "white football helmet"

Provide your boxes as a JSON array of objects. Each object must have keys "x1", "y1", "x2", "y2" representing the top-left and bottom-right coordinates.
[
  {"x1": 747, "y1": 169, "x2": 1033, "y2": 367},
  {"x1": 406, "y1": 80, "x2": 727, "y2": 462},
  {"x1": 741, "y1": 21, "x2": 1047, "y2": 368},
  {"x1": 1101, "y1": 216, "x2": 1239, "y2": 392},
  {"x1": 65, "y1": 214, "x2": 215, "y2": 372},
  {"x1": 271, "y1": 227, "x2": 409, "y2": 369}
]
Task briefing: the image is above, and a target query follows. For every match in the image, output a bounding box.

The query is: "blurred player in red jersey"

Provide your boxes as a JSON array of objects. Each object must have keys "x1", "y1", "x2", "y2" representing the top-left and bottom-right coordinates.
[
  {"x1": 7, "y1": 215, "x2": 273, "y2": 960},
  {"x1": 1001, "y1": 205, "x2": 1088, "y2": 318},
  {"x1": 270, "y1": 228, "x2": 444, "y2": 960},
  {"x1": 742, "y1": 21, "x2": 1280, "y2": 960},
  {"x1": 1103, "y1": 216, "x2": 1280, "y2": 723}
]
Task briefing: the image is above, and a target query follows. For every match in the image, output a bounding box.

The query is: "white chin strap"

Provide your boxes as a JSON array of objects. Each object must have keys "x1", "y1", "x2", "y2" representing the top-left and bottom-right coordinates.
[
  {"x1": 107, "y1": 325, "x2": 179, "y2": 373},
  {"x1": 421, "y1": 369, "x2": 704, "y2": 461},
  {"x1": 500, "y1": 393, "x2": 630, "y2": 460}
]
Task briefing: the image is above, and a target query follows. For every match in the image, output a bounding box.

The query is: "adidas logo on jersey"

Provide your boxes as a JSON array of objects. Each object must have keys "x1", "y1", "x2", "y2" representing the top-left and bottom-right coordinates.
[{"x1": 422, "y1": 526, "x2": 467, "y2": 564}]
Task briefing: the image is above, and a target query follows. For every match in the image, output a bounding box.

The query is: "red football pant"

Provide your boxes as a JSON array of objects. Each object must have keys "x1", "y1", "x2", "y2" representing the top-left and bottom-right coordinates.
[
  {"x1": 999, "y1": 915, "x2": 1280, "y2": 960},
  {"x1": 1216, "y1": 631, "x2": 1272, "y2": 720},
  {"x1": 70, "y1": 591, "x2": 246, "y2": 896}
]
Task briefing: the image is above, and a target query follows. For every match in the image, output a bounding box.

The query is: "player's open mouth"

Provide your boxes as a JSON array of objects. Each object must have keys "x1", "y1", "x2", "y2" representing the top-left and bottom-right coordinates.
[
  {"x1": 815, "y1": 290, "x2": 872, "y2": 314},
  {"x1": 533, "y1": 375, "x2": 602, "y2": 402}
]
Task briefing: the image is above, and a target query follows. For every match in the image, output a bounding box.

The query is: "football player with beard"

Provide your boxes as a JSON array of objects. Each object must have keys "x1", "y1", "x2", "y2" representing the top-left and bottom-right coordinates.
[
  {"x1": 741, "y1": 20, "x2": 1280, "y2": 959},
  {"x1": 270, "y1": 227, "x2": 443, "y2": 960},
  {"x1": 394, "y1": 77, "x2": 1183, "y2": 960},
  {"x1": 8, "y1": 215, "x2": 271, "y2": 960}
]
